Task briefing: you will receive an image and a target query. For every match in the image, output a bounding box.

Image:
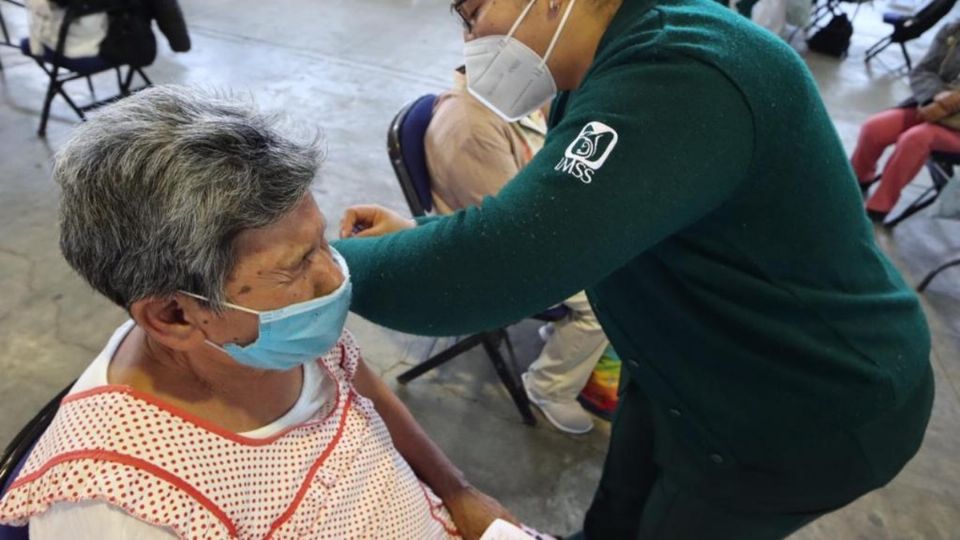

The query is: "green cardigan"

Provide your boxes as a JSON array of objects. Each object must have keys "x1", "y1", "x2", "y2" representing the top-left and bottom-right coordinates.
[{"x1": 335, "y1": 0, "x2": 932, "y2": 509}]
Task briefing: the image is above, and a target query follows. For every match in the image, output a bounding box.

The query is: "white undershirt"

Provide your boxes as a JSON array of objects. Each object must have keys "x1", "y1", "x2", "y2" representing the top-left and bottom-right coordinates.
[{"x1": 30, "y1": 320, "x2": 331, "y2": 540}]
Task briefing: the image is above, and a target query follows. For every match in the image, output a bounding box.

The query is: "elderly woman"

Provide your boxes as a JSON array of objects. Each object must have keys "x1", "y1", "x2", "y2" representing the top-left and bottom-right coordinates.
[
  {"x1": 0, "y1": 86, "x2": 511, "y2": 540},
  {"x1": 852, "y1": 21, "x2": 960, "y2": 223}
]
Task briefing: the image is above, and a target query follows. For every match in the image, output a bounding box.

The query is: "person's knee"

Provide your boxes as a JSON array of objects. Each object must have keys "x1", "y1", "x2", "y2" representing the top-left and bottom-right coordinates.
[
  {"x1": 859, "y1": 113, "x2": 898, "y2": 145},
  {"x1": 896, "y1": 125, "x2": 936, "y2": 151},
  {"x1": 858, "y1": 118, "x2": 886, "y2": 146}
]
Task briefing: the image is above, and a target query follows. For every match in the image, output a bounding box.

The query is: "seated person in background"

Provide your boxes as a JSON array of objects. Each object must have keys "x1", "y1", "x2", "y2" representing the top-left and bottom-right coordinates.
[
  {"x1": 426, "y1": 66, "x2": 609, "y2": 435},
  {"x1": 851, "y1": 21, "x2": 960, "y2": 223},
  {"x1": 0, "y1": 86, "x2": 511, "y2": 540},
  {"x1": 25, "y1": 0, "x2": 189, "y2": 65}
]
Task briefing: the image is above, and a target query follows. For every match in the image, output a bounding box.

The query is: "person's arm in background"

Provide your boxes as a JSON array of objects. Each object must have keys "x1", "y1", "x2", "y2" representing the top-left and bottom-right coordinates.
[
  {"x1": 333, "y1": 57, "x2": 754, "y2": 337},
  {"x1": 910, "y1": 23, "x2": 957, "y2": 105},
  {"x1": 352, "y1": 357, "x2": 515, "y2": 540},
  {"x1": 426, "y1": 97, "x2": 521, "y2": 210},
  {"x1": 148, "y1": 0, "x2": 191, "y2": 52}
]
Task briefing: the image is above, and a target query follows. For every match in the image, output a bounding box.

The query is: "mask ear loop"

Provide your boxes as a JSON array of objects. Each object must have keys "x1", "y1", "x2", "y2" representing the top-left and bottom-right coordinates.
[
  {"x1": 505, "y1": 0, "x2": 540, "y2": 39},
  {"x1": 178, "y1": 290, "x2": 259, "y2": 352},
  {"x1": 179, "y1": 290, "x2": 261, "y2": 316},
  {"x1": 540, "y1": 0, "x2": 578, "y2": 67}
]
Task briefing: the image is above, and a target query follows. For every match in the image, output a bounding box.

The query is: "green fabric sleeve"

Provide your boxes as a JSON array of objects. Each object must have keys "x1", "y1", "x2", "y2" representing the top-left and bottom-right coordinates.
[
  {"x1": 414, "y1": 215, "x2": 443, "y2": 226},
  {"x1": 335, "y1": 57, "x2": 755, "y2": 336}
]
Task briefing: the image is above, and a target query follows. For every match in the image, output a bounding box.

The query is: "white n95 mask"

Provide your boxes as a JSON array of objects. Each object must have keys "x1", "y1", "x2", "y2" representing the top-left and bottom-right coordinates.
[{"x1": 464, "y1": 0, "x2": 578, "y2": 122}]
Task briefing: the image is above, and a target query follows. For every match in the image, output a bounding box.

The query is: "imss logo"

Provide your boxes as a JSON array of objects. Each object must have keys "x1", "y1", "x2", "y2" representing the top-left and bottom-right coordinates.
[{"x1": 554, "y1": 121, "x2": 619, "y2": 184}]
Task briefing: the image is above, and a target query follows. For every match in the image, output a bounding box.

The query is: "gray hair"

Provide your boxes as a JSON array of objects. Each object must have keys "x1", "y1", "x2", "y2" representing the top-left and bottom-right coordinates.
[{"x1": 56, "y1": 85, "x2": 321, "y2": 311}]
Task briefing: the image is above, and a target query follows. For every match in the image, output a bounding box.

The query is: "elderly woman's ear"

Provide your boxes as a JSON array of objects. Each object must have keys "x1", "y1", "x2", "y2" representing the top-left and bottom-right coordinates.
[{"x1": 129, "y1": 295, "x2": 210, "y2": 352}]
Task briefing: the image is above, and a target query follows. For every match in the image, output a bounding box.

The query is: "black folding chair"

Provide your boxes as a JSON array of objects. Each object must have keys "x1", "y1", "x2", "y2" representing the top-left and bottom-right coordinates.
[
  {"x1": 883, "y1": 151, "x2": 958, "y2": 228},
  {"x1": 19, "y1": 0, "x2": 152, "y2": 136},
  {"x1": 865, "y1": 0, "x2": 958, "y2": 70},
  {"x1": 0, "y1": 383, "x2": 73, "y2": 540},
  {"x1": 386, "y1": 94, "x2": 570, "y2": 426}
]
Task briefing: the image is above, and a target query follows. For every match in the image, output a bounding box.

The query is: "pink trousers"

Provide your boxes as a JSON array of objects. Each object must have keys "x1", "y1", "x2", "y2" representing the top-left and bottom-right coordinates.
[{"x1": 850, "y1": 107, "x2": 960, "y2": 213}]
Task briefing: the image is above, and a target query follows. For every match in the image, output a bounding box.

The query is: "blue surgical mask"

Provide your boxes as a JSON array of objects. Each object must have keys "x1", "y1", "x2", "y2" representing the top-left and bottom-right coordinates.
[{"x1": 181, "y1": 248, "x2": 352, "y2": 371}]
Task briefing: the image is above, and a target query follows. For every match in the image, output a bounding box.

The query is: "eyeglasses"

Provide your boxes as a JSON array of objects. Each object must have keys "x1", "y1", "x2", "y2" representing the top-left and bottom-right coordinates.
[{"x1": 451, "y1": 0, "x2": 482, "y2": 32}]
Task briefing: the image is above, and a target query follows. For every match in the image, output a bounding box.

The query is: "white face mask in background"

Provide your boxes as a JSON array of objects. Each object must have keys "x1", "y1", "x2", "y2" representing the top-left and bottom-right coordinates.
[{"x1": 464, "y1": 0, "x2": 578, "y2": 122}]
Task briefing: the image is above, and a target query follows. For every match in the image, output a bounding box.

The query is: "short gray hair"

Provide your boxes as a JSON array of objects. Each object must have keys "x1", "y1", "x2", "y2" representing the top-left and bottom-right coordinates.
[{"x1": 56, "y1": 85, "x2": 321, "y2": 311}]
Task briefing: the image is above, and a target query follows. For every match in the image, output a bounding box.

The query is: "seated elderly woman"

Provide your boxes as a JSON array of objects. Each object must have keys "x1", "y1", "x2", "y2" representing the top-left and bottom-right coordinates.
[
  {"x1": 851, "y1": 21, "x2": 960, "y2": 224},
  {"x1": 0, "y1": 86, "x2": 511, "y2": 539}
]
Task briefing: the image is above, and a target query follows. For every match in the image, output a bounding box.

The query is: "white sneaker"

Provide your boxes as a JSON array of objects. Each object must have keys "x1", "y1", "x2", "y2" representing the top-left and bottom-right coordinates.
[{"x1": 522, "y1": 372, "x2": 594, "y2": 435}]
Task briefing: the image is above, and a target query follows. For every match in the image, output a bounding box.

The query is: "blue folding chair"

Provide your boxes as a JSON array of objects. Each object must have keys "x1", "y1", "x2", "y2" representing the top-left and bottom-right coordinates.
[
  {"x1": 0, "y1": 383, "x2": 73, "y2": 539},
  {"x1": 386, "y1": 94, "x2": 570, "y2": 426}
]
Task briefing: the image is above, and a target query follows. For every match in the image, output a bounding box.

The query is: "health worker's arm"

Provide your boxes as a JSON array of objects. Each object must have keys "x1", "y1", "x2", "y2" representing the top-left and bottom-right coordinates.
[{"x1": 335, "y1": 58, "x2": 754, "y2": 336}]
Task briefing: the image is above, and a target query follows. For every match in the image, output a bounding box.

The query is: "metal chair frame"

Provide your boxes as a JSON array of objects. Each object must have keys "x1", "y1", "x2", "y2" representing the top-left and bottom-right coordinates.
[
  {"x1": 884, "y1": 152, "x2": 955, "y2": 228},
  {"x1": 917, "y1": 256, "x2": 960, "y2": 291}
]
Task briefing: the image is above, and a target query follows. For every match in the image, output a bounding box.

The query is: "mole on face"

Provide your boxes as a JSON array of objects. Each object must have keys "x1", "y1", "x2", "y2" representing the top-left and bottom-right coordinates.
[{"x1": 239, "y1": 285, "x2": 252, "y2": 295}]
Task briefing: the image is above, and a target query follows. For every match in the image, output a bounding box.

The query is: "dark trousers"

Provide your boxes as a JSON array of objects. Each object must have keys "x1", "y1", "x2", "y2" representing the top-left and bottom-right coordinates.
[{"x1": 572, "y1": 381, "x2": 828, "y2": 540}]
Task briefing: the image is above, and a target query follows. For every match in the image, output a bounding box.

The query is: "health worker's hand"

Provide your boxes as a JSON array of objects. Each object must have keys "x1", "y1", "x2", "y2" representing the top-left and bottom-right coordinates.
[{"x1": 339, "y1": 204, "x2": 415, "y2": 239}]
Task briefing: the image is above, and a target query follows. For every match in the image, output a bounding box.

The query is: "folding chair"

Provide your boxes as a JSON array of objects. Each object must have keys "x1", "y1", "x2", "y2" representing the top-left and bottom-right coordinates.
[
  {"x1": 386, "y1": 94, "x2": 570, "y2": 426},
  {"x1": 19, "y1": 0, "x2": 152, "y2": 136},
  {"x1": 0, "y1": 383, "x2": 73, "y2": 540},
  {"x1": 883, "y1": 151, "x2": 958, "y2": 228},
  {"x1": 865, "y1": 0, "x2": 958, "y2": 70}
]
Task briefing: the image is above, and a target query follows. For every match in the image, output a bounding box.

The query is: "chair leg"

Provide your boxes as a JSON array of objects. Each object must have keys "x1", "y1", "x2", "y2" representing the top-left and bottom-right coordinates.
[
  {"x1": 865, "y1": 36, "x2": 892, "y2": 64},
  {"x1": 56, "y1": 83, "x2": 86, "y2": 120},
  {"x1": 885, "y1": 184, "x2": 940, "y2": 228},
  {"x1": 137, "y1": 68, "x2": 152, "y2": 86},
  {"x1": 481, "y1": 331, "x2": 537, "y2": 426},
  {"x1": 900, "y1": 42, "x2": 912, "y2": 71},
  {"x1": 121, "y1": 66, "x2": 136, "y2": 95},
  {"x1": 86, "y1": 75, "x2": 94, "y2": 97},
  {"x1": 0, "y1": 9, "x2": 10, "y2": 47},
  {"x1": 395, "y1": 333, "x2": 486, "y2": 384},
  {"x1": 917, "y1": 257, "x2": 960, "y2": 292},
  {"x1": 37, "y1": 66, "x2": 61, "y2": 137}
]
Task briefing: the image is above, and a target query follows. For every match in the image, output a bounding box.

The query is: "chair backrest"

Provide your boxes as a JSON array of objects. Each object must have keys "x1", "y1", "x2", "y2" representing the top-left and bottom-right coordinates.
[
  {"x1": 0, "y1": 383, "x2": 73, "y2": 539},
  {"x1": 896, "y1": 0, "x2": 958, "y2": 40},
  {"x1": 387, "y1": 94, "x2": 437, "y2": 217}
]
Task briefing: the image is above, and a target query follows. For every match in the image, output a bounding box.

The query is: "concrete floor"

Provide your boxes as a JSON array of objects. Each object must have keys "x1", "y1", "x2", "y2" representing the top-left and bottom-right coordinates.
[{"x1": 0, "y1": 0, "x2": 958, "y2": 538}]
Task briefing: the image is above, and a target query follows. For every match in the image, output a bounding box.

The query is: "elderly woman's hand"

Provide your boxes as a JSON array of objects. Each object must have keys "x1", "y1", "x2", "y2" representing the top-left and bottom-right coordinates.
[
  {"x1": 935, "y1": 90, "x2": 960, "y2": 114},
  {"x1": 339, "y1": 204, "x2": 415, "y2": 239},
  {"x1": 919, "y1": 101, "x2": 949, "y2": 123},
  {"x1": 443, "y1": 485, "x2": 518, "y2": 540}
]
